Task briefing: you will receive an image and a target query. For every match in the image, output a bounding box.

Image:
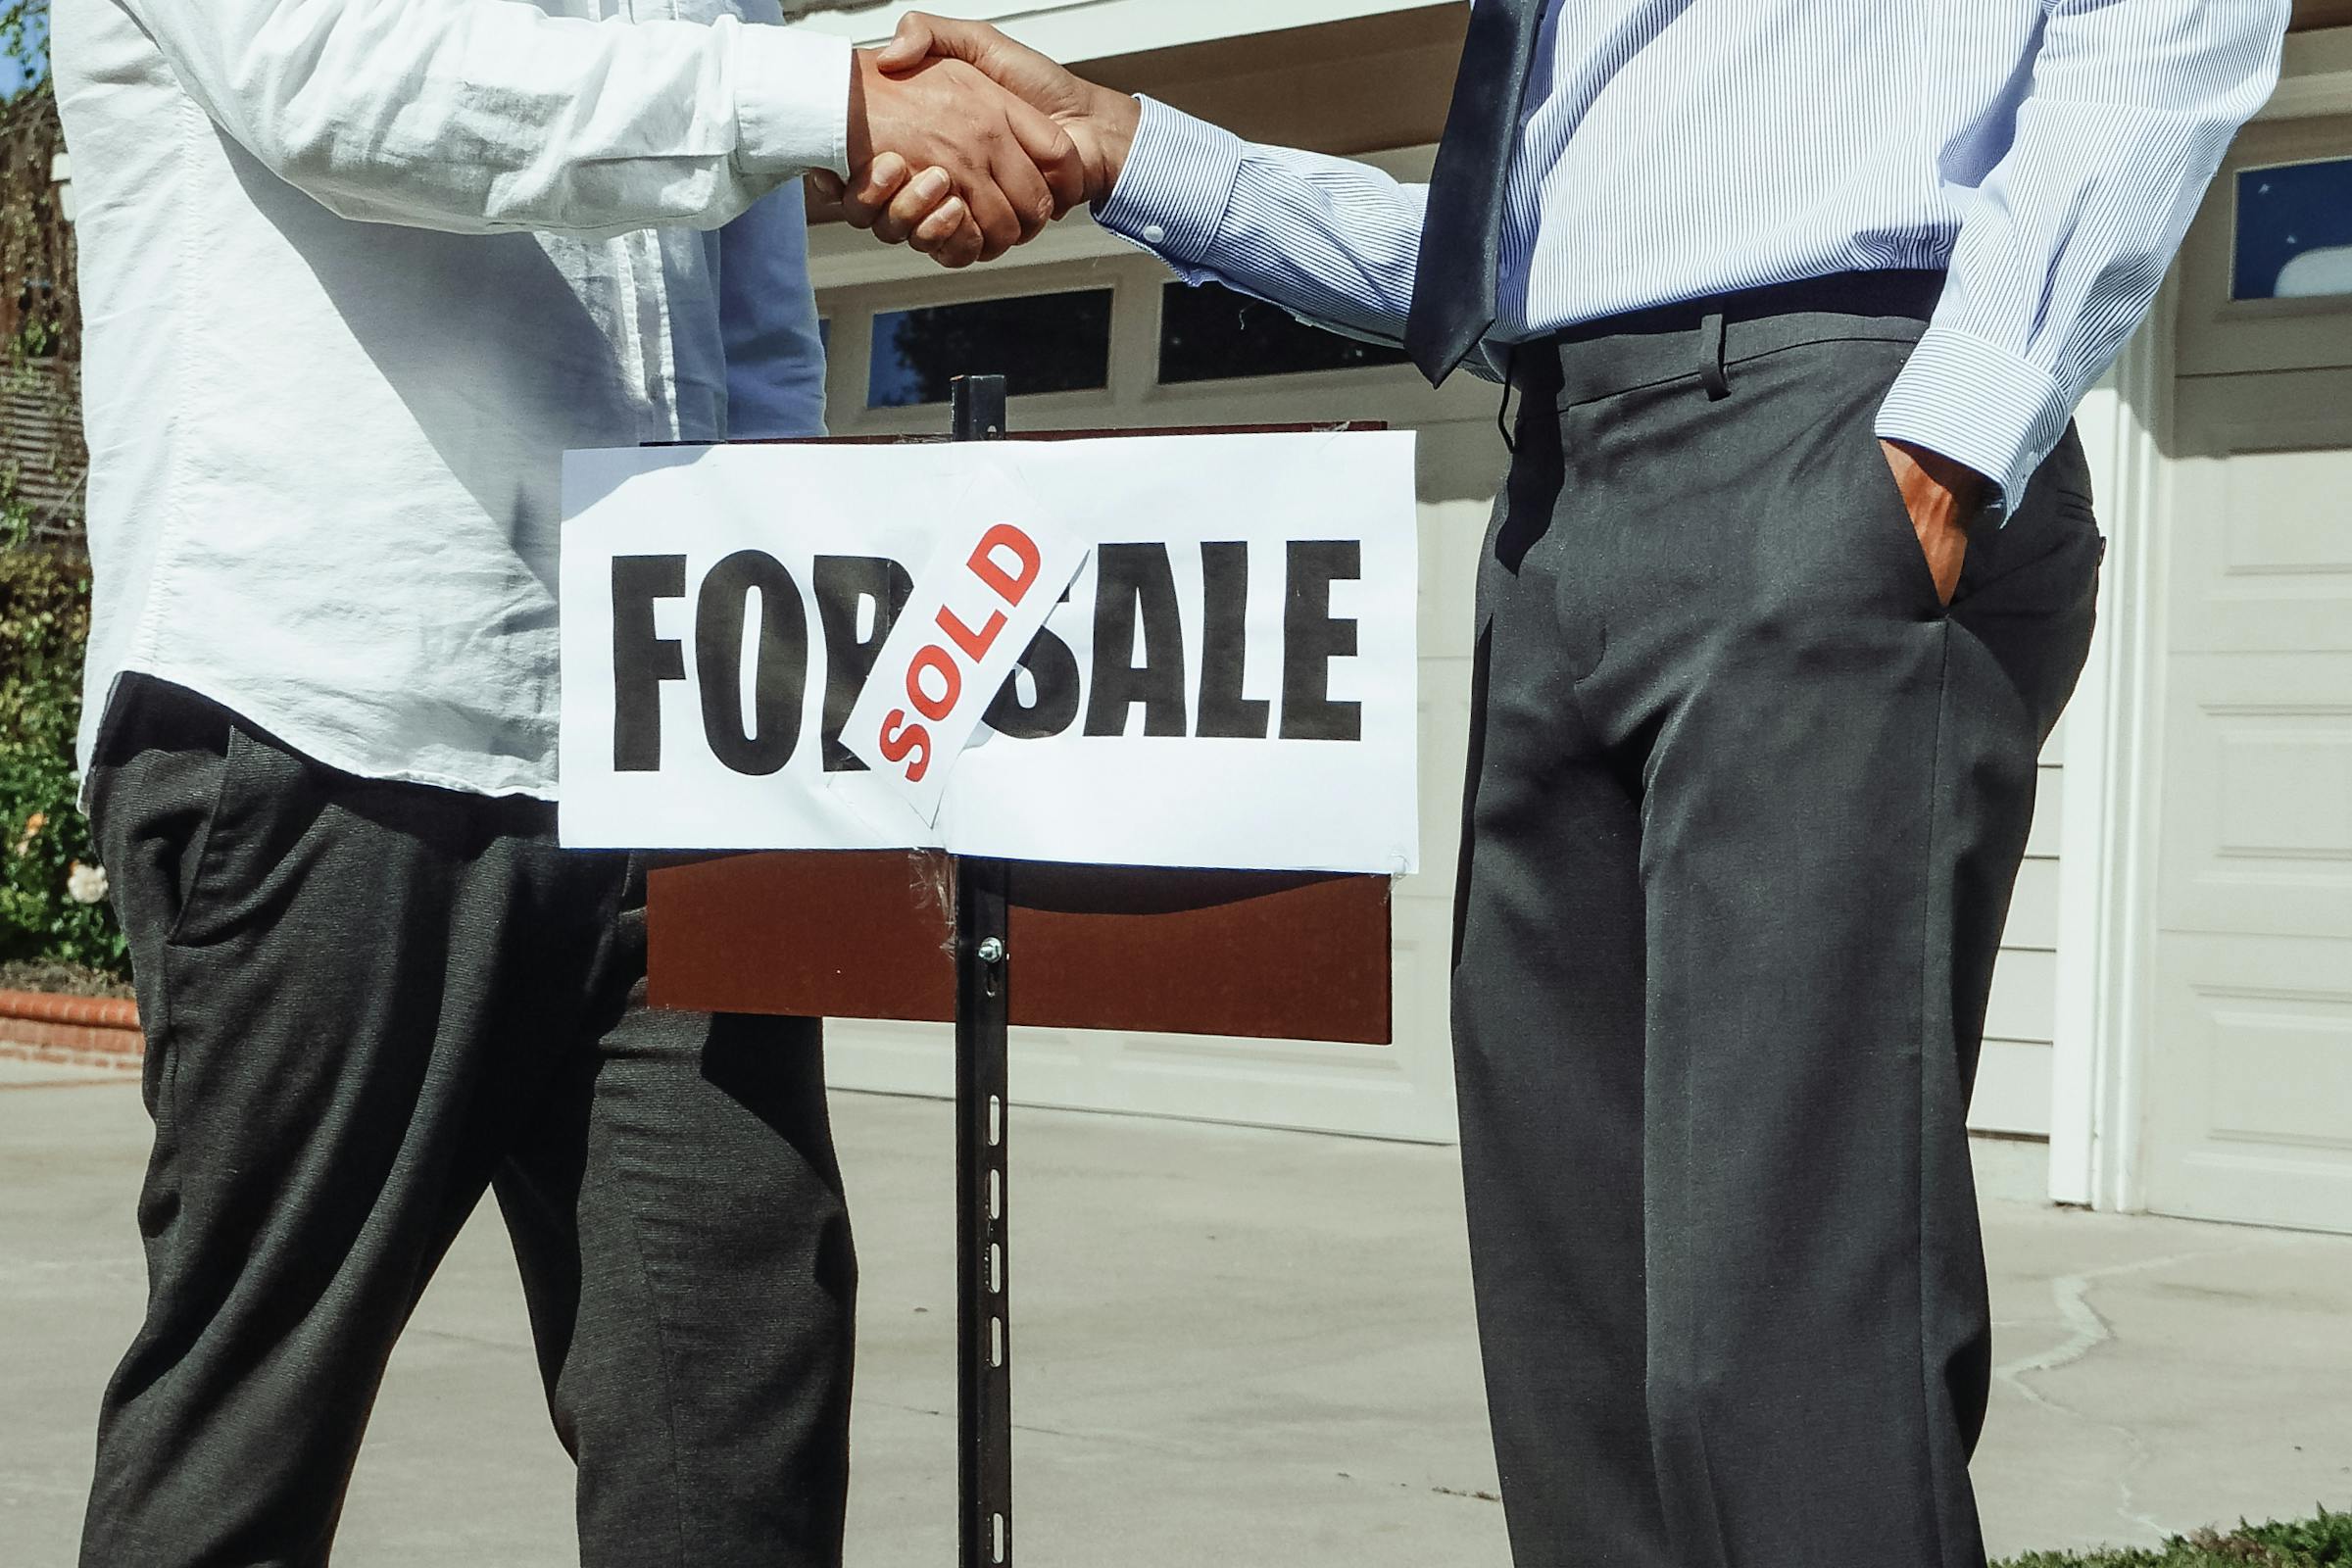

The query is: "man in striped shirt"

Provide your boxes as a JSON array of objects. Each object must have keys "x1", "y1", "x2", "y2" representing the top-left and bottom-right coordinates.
[{"x1": 838, "y1": 5, "x2": 2290, "y2": 1563}]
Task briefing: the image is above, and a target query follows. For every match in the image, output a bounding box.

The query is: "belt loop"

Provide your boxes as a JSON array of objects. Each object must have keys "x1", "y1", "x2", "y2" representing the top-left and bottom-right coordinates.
[{"x1": 1698, "y1": 312, "x2": 1730, "y2": 401}]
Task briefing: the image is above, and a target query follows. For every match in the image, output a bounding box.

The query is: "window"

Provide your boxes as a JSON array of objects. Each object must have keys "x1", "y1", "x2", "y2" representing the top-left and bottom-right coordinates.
[
  {"x1": 2232, "y1": 159, "x2": 2352, "y2": 302},
  {"x1": 1158, "y1": 281, "x2": 1409, "y2": 385},
  {"x1": 867, "y1": 289, "x2": 1114, "y2": 408}
]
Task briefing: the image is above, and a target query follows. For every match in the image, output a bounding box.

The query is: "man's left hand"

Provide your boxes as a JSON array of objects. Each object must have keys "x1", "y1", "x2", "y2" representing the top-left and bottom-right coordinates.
[{"x1": 1879, "y1": 440, "x2": 1986, "y2": 608}]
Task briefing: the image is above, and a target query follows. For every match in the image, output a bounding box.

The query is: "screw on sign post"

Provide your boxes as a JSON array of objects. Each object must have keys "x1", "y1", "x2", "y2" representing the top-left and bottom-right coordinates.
[{"x1": 949, "y1": 375, "x2": 1015, "y2": 1568}]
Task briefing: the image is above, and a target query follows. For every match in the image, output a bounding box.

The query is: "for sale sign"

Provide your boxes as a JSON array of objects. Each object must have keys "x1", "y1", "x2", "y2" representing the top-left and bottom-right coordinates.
[{"x1": 559, "y1": 431, "x2": 1419, "y2": 875}]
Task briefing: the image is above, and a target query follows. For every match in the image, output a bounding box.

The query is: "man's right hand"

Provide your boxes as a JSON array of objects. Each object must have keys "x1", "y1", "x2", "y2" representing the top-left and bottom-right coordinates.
[
  {"x1": 841, "y1": 47, "x2": 1090, "y2": 267},
  {"x1": 818, "y1": 15, "x2": 1141, "y2": 268},
  {"x1": 870, "y1": 14, "x2": 1140, "y2": 209}
]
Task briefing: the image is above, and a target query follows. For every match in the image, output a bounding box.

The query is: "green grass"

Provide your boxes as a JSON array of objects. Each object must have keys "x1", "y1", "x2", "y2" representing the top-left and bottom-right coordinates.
[{"x1": 1998, "y1": 1510, "x2": 2352, "y2": 1568}]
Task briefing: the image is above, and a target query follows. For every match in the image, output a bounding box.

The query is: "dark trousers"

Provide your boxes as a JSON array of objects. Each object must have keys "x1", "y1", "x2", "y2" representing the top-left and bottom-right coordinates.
[
  {"x1": 1452, "y1": 274, "x2": 2101, "y2": 1568},
  {"x1": 78, "y1": 677, "x2": 857, "y2": 1568}
]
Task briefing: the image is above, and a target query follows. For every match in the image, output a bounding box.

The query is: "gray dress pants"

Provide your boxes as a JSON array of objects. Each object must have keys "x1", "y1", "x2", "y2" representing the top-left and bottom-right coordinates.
[
  {"x1": 1452, "y1": 272, "x2": 2101, "y2": 1568},
  {"x1": 78, "y1": 676, "x2": 856, "y2": 1568}
]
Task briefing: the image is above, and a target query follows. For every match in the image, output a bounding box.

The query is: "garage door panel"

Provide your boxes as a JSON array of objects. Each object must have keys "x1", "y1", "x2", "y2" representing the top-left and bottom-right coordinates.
[
  {"x1": 2203, "y1": 994, "x2": 2352, "y2": 1150},
  {"x1": 2167, "y1": 375, "x2": 2352, "y2": 656},
  {"x1": 2142, "y1": 932, "x2": 2352, "y2": 1233},
  {"x1": 2219, "y1": 448, "x2": 2352, "y2": 575},
  {"x1": 2152, "y1": 1152, "x2": 2352, "y2": 1236},
  {"x1": 2156, "y1": 654, "x2": 2352, "y2": 942}
]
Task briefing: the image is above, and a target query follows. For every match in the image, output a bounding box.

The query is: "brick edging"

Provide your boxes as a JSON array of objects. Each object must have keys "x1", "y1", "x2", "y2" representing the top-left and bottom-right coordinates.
[
  {"x1": 0, "y1": 988, "x2": 144, "y2": 1066},
  {"x1": 0, "y1": 988, "x2": 138, "y2": 1029}
]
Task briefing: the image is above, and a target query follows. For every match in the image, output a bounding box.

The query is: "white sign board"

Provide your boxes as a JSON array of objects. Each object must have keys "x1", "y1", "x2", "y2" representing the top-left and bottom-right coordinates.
[{"x1": 559, "y1": 431, "x2": 1420, "y2": 875}]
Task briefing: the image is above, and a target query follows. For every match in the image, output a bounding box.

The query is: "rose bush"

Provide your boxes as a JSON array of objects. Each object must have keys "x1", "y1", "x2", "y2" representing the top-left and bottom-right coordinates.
[{"x1": 0, "y1": 543, "x2": 124, "y2": 976}]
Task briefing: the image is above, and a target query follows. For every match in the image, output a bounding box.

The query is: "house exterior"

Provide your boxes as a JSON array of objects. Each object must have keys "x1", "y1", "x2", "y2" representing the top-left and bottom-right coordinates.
[
  {"x1": 783, "y1": 0, "x2": 2352, "y2": 1238},
  {"x1": 1, "y1": 89, "x2": 81, "y2": 542}
]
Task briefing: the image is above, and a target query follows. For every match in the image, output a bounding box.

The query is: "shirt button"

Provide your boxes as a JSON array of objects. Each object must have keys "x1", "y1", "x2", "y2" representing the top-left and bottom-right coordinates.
[{"x1": 1142, "y1": 223, "x2": 1167, "y2": 245}]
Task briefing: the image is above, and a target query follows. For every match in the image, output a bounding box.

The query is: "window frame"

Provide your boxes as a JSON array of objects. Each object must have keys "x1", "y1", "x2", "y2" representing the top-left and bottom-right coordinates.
[
  {"x1": 817, "y1": 253, "x2": 1434, "y2": 439},
  {"x1": 2228, "y1": 155, "x2": 2352, "y2": 304},
  {"x1": 2179, "y1": 114, "x2": 2352, "y2": 379},
  {"x1": 863, "y1": 280, "x2": 1124, "y2": 413},
  {"x1": 1151, "y1": 278, "x2": 1414, "y2": 390}
]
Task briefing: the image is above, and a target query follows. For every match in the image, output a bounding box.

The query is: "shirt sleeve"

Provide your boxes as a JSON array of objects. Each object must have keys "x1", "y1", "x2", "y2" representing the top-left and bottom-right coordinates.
[
  {"x1": 1877, "y1": 0, "x2": 2290, "y2": 515},
  {"x1": 719, "y1": 181, "x2": 830, "y2": 440},
  {"x1": 1094, "y1": 96, "x2": 1433, "y2": 353},
  {"x1": 115, "y1": 0, "x2": 852, "y2": 237}
]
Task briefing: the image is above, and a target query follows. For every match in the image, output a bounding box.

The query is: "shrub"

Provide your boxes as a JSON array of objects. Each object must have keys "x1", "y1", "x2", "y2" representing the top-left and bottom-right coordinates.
[
  {"x1": 1998, "y1": 1510, "x2": 2352, "y2": 1568},
  {"x1": 0, "y1": 541, "x2": 123, "y2": 976}
]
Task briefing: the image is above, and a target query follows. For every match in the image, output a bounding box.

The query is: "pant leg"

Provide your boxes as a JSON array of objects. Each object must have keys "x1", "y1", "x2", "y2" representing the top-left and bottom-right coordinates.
[
  {"x1": 77, "y1": 679, "x2": 622, "y2": 1567},
  {"x1": 1451, "y1": 377, "x2": 1677, "y2": 1568},
  {"x1": 1924, "y1": 427, "x2": 2104, "y2": 1501},
  {"x1": 495, "y1": 863, "x2": 857, "y2": 1568},
  {"x1": 1552, "y1": 333, "x2": 2098, "y2": 1567}
]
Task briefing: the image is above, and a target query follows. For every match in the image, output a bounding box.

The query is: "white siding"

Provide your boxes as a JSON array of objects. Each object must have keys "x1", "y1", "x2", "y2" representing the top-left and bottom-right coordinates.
[{"x1": 1972, "y1": 739, "x2": 2068, "y2": 1139}]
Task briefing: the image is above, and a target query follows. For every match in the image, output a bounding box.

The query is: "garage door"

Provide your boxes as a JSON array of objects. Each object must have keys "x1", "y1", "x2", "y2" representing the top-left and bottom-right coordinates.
[{"x1": 2136, "y1": 113, "x2": 2352, "y2": 1233}]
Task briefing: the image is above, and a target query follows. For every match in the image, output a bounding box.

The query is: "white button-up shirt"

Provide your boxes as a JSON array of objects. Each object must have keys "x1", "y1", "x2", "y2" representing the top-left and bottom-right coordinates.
[{"x1": 56, "y1": 0, "x2": 852, "y2": 799}]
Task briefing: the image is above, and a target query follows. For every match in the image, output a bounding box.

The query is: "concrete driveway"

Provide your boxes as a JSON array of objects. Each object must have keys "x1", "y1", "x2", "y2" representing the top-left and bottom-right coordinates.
[{"x1": 4, "y1": 1054, "x2": 2349, "y2": 1565}]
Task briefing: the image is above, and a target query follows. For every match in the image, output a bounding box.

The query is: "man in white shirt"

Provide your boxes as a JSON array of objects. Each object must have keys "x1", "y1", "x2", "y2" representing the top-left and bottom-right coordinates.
[{"x1": 55, "y1": 2, "x2": 1076, "y2": 1562}]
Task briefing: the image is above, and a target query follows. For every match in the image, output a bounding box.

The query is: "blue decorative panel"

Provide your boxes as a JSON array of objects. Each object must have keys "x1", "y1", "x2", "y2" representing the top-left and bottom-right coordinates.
[{"x1": 2234, "y1": 159, "x2": 2352, "y2": 301}]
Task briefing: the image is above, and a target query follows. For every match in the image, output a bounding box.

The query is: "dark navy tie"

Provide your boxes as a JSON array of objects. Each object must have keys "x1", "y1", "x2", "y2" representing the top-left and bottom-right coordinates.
[{"x1": 1404, "y1": 0, "x2": 1551, "y2": 384}]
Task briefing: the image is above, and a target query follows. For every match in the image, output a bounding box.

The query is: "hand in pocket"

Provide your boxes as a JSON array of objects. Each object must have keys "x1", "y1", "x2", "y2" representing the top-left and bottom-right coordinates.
[{"x1": 1878, "y1": 440, "x2": 1986, "y2": 608}]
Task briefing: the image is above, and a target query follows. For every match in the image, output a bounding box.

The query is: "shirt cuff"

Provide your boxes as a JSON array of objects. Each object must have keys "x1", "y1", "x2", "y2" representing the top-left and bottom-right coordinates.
[
  {"x1": 734, "y1": 27, "x2": 852, "y2": 178},
  {"x1": 1093, "y1": 97, "x2": 1248, "y2": 268},
  {"x1": 1875, "y1": 326, "x2": 2075, "y2": 523}
]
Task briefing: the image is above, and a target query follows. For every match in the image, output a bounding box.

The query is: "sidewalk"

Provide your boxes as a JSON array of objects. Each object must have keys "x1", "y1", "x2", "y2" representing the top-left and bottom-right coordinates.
[{"x1": 4, "y1": 1057, "x2": 2348, "y2": 1565}]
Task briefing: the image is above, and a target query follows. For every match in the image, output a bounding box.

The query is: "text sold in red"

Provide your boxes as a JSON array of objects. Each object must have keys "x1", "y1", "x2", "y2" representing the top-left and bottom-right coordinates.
[{"x1": 840, "y1": 516, "x2": 1091, "y2": 824}]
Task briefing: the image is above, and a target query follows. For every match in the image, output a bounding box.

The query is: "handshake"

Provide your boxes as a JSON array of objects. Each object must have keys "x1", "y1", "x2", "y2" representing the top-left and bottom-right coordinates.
[{"x1": 814, "y1": 14, "x2": 1142, "y2": 269}]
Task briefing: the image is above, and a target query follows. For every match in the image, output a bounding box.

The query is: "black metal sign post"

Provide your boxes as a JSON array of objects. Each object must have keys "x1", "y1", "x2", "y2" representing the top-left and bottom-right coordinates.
[{"x1": 949, "y1": 375, "x2": 1014, "y2": 1568}]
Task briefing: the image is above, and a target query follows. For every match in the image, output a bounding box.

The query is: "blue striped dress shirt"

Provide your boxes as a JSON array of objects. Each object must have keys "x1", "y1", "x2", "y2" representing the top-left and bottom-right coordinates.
[{"x1": 1095, "y1": 0, "x2": 2290, "y2": 514}]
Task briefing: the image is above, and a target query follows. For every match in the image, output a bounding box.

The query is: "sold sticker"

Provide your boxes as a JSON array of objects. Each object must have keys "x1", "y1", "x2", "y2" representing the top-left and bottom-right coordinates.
[{"x1": 838, "y1": 516, "x2": 1091, "y2": 824}]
